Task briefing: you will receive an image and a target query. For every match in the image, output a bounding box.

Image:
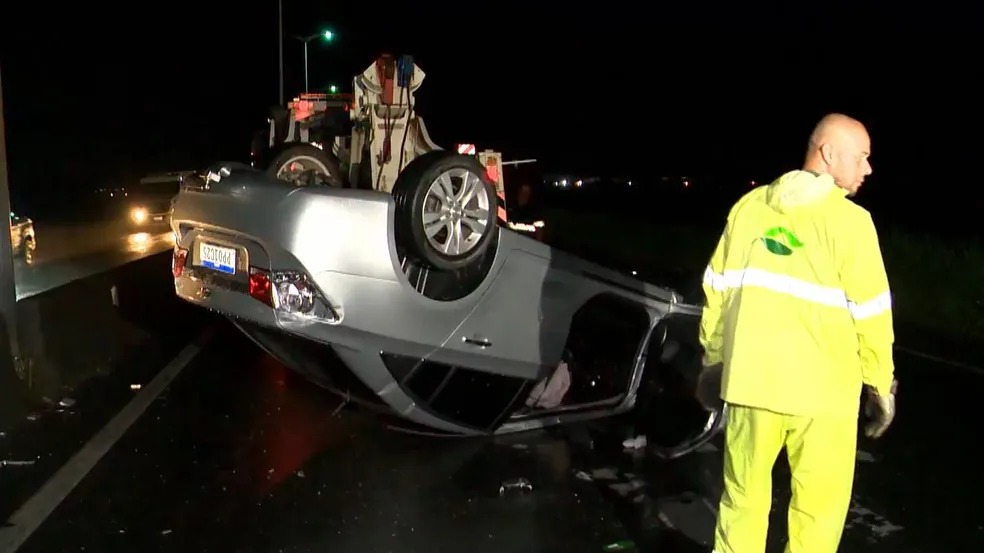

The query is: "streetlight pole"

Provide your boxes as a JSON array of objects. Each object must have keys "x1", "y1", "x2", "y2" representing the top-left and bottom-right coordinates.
[
  {"x1": 303, "y1": 40, "x2": 309, "y2": 92},
  {"x1": 293, "y1": 30, "x2": 335, "y2": 94}
]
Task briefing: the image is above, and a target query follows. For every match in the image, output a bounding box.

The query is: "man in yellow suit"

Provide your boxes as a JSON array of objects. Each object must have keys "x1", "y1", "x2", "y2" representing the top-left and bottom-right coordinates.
[{"x1": 699, "y1": 113, "x2": 898, "y2": 553}]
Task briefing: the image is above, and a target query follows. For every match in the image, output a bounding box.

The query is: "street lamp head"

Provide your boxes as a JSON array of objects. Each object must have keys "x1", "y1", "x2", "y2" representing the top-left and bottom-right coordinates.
[{"x1": 322, "y1": 30, "x2": 334, "y2": 41}]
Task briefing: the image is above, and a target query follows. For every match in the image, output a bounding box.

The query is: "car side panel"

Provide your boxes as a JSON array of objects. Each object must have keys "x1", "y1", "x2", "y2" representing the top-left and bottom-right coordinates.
[
  {"x1": 434, "y1": 232, "x2": 678, "y2": 380},
  {"x1": 172, "y1": 174, "x2": 492, "y2": 359}
]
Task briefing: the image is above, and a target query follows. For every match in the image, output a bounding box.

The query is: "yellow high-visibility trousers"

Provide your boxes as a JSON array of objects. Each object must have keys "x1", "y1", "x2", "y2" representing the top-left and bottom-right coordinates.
[{"x1": 713, "y1": 404, "x2": 858, "y2": 553}]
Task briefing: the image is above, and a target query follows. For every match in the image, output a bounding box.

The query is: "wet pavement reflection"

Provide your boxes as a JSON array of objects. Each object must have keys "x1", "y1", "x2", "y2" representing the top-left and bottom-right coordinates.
[
  {"x1": 14, "y1": 326, "x2": 631, "y2": 553},
  {"x1": 14, "y1": 219, "x2": 173, "y2": 301},
  {"x1": 7, "y1": 319, "x2": 984, "y2": 553}
]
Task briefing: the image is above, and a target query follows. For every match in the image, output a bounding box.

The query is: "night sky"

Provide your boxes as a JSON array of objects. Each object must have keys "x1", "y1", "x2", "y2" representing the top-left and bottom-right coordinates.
[{"x1": 0, "y1": 2, "x2": 978, "y2": 231}]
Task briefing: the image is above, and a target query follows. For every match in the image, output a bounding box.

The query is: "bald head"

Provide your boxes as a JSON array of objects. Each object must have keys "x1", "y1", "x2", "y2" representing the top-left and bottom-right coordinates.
[{"x1": 803, "y1": 113, "x2": 872, "y2": 196}]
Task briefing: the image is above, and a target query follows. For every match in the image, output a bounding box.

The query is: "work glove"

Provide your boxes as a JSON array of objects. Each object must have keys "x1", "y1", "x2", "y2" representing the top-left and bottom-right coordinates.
[
  {"x1": 695, "y1": 354, "x2": 723, "y2": 412},
  {"x1": 863, "y1": 379, "x2": 898, "y2": 439}
]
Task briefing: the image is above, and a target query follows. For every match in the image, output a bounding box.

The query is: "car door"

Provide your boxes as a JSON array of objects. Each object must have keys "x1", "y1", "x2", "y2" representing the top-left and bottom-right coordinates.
[{"x1": 437, "y1": 248, "x2": 575, "y2": 380}]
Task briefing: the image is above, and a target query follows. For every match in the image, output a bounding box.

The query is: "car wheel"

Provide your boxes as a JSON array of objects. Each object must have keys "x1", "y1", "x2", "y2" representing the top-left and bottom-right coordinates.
[
  {"x1": 393, "y1": 151, "x2": 499, "y2": 272},
  {"x1": 267, "y1": 143, "x2": 345, "y2": 187}
]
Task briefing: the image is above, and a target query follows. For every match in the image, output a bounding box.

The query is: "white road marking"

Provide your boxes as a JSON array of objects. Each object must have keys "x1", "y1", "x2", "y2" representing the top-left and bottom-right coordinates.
[{"x1": 0, "y1": 332, "x2": 210, "y2": 553}]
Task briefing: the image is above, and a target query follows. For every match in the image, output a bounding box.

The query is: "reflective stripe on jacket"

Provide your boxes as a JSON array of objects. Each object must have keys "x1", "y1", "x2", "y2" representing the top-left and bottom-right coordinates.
[{"x1": 699, "y1": 170, "x2": 895, "y2": 418}]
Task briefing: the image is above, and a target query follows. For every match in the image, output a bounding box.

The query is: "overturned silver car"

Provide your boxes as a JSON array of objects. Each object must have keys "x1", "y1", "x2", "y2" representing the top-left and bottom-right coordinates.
[{"x1": 169, "y1": 54, "x2": 722, "y2": 457}]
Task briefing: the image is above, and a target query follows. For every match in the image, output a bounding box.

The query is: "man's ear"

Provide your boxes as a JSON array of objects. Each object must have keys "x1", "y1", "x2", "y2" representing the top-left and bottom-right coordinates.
[{"x1": 819, "y1": 143, "x2": 835, "y2": 165}]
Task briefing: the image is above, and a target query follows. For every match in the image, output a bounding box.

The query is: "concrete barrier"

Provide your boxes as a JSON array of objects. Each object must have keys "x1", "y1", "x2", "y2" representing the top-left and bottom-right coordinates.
[
  {"x1": 10, "y1": 251, "x2": 206, "y2": 412},
  {"x1": 0, "y1": 251, "x2": 212, "y2": 519}
]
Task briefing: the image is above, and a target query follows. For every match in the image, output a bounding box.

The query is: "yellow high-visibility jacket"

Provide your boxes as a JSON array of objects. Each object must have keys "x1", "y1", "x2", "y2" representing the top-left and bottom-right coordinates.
[{"x1": 699, "y1": 170, "x2": 895, "y2": 418}]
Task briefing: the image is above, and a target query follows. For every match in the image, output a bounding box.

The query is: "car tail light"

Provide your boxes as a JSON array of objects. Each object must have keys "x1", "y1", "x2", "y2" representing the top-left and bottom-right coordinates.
[
  {"x1": 273, "y1": 273, "x2": 316, "y2": 314},
  {"x1": 249, "y1": 267, "x2": 274, "y2": 306},
  {"x1": 249, "y1": 268, "x2": 339, "y2": 322},
  {"x1": 172, "y1": 248, "x2": 188, "y2": 278}
]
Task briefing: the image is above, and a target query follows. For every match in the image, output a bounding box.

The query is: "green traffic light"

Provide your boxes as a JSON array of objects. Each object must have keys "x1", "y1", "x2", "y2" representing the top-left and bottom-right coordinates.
[
  {"x1": 323, "y1": 30, "x2": 334, "y2": 41},
  {"x1": 328, "y1": 85, "x2": 338, "y2": 93}
]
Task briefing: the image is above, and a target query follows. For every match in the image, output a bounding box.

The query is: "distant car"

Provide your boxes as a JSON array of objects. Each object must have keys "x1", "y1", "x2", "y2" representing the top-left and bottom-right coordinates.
[
  {"x1": 170, "y1": 153, "x2": 722, "y2": 458},
  {"x1": 128, "y1": 173, "x2": 187, "y2": 229},
  {"x1": 128, "y1": 202, "x2": 171, "y2": 228},
  {"x1": 9, "y1": 211, "x2": 36, "y2": 265}
]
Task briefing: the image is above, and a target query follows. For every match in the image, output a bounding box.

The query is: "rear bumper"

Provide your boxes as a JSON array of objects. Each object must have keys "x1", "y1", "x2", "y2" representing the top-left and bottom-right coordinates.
[{"x1": 174, "y1": 269, "x2": 508, "y2": 435}]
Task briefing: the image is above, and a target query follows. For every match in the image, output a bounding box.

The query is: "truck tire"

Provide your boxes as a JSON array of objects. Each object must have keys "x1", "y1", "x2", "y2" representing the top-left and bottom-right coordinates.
[
  {"x1": 392, "y1": 151, "x2": 499, "y2": 272},
  {"x1": 267, "y1": 143, "x2": 345, "y2": 187}
]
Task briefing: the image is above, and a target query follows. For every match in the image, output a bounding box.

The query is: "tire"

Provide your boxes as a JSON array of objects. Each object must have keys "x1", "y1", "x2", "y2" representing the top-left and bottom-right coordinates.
[
  {"x1": 392, "y1": 151, "x2": 500, "y2": 272},
  {"x1": 266, "y1": 143, "x2": 345, "y2": 188}
]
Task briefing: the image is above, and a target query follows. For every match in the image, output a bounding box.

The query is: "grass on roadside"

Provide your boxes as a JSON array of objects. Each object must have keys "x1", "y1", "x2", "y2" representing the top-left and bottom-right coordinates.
[{"x1": 540, "y1": 209, "x2": 984, "y2": 344}]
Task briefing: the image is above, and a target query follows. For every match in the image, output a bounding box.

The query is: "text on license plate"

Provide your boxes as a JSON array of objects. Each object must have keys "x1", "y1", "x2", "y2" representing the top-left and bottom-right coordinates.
[{"x1": 199, "y1": 242, "x2": 237, "y2": 275}]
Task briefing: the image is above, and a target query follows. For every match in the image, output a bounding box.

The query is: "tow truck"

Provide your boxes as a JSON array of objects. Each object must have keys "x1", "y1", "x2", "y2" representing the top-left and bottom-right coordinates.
[
  {"x1": 251, "y1": 56, "x2": 514, "y2": 210},
  {"x1": 252, "y1": 78, "x2": 545, "y2": 240},
  {"x1": 171, "y1": 55, "x2": 721, "y2": 453},
  {"x1": 10, "y1": 211, "x2": 35, "y2": 265}
]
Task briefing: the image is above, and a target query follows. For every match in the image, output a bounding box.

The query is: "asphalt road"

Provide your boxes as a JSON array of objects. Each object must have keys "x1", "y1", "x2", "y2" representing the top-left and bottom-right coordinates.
[
  {"x1": 13, "y1": 219, "x2": 174, "y2": 300},
  {"x1": 0, "y1": 314, "x2": 979, "y2": 552},
  {"x1": 0, "y1": 231, "x2": 979, "y2": 552}
]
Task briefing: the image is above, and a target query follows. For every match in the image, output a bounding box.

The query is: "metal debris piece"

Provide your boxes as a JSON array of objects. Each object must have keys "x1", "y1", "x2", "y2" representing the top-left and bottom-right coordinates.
[{"x1": 499, "y1": 477, "x2": 533, "y2": 495}]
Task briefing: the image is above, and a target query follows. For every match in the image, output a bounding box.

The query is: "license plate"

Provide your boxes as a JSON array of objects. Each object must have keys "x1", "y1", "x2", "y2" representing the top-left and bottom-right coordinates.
[
  {"x1": 199, "y1": 242, "x2": 237, "y2": 275},
  {"x1": 153, "y1": 215, "x2": 164, "y2": 222}
]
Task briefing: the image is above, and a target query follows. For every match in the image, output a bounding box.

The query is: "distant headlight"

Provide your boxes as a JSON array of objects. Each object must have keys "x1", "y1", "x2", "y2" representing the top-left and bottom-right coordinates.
[{"x1": 130, "y1": 207, "x2": 148, "y2": 224}]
